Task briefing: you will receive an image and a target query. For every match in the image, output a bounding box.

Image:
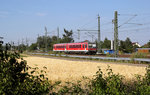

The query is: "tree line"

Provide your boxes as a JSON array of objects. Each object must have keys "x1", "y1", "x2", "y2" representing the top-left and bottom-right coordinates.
[
  {"x1": 2, "y1": 28, "x2": 150, "y2": 53},
  {"x1": 29, "y1": 29, "x2": 74, "y2": 52}
]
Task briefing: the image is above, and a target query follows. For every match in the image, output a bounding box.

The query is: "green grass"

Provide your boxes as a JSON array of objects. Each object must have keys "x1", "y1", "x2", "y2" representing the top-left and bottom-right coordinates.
[{"x1": 20, "y1": 54, "x2": 28, "y2": 57}]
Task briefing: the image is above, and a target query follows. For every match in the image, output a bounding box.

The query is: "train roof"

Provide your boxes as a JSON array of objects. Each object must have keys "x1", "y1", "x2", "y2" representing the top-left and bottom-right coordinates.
[
  {"x1": 136, "y1": 48, "x2": 150, "y2": 50},
  {"x1": 54, "y1": 42, "x2": 87, "y2": 45},
  {"x1": 53, "y1": 42, "x2": 96, "y2": 46}
]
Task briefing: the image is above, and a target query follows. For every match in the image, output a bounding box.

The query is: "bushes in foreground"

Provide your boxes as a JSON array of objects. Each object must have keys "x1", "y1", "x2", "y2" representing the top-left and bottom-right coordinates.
[
  {"x1": 54, "y1": 65, "x2": 150, "y2": 95},
  {"x1": 0, "y1": 49, "x2": 150, "y2": 94},
  {"x1": 0, "y1": 50, "x2": 50, "y2": 94}
]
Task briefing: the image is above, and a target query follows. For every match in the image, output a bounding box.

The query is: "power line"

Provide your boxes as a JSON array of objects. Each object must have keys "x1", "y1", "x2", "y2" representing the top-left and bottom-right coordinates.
[
  {"x1": 77, "y1": 15, "x2": 102, "y2": 53},
  {"x1": 78, "y1": 18, "x2": 97, "y2": 29},
  {"x1": 119, "y1": 27, "x2": 150, "y2": 32},
  {"x1": 45, "y1": 26, "x2": 48, "y2": 52},
  {"x1": 118, "y1": 14, "x2": 137, "y2": 28}
]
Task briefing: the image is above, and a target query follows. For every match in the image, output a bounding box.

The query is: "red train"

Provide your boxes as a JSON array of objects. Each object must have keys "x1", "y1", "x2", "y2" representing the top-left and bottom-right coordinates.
[{"x1": 53, "y1": 42, "x2": 97, "y2": 54}]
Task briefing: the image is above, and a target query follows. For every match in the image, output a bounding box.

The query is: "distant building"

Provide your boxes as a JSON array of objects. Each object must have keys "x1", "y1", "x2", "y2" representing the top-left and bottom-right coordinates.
[
  {"x1": 136, "y1": 48, "x2": 150, "y2": 53},
  {"x1": 132, "y1": 42, "x2": 141, "y2": 47},
  {"x1": 103, "y1": 49, "x2": 114, "y2": 54}
]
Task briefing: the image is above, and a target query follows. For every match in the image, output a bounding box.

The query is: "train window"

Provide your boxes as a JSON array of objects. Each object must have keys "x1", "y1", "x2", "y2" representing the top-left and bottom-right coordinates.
[
  {"x1": 93, "y1": 44, "x2": 96, "y2": 48},
  {"x1": 89, "y1": 44, "x2": 92, "y2": 48},
  {"x1": 83, "y1": 44, "x2": 84, "y2": 48},
  {"x1": 85, "y1": 44, "x2": 87, "y2": 48},
  {"x1": 76, "y1": 45, "x2": 79, "y2": 48},
  {"x1": 78, "y1": 45, "x2": 80, "y2": 48}
]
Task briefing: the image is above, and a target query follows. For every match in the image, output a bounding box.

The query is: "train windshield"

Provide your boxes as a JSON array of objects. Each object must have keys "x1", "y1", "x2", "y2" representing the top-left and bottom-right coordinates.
[{"x1": 88, "y1": 44, "x2": 96, "y2": 48}]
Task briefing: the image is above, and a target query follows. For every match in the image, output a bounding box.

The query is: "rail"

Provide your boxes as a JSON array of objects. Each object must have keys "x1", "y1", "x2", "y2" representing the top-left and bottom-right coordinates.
[{"x1": 30, "y1": 53, "x2": 150, "y2": 63}]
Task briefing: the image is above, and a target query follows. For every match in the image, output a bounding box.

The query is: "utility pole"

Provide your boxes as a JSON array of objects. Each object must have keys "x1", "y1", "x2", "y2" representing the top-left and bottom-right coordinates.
[
  {"x1": 22, "y1": 38, "x2": 24, "y2": 45},
  {"x1": 26, "y1": 37, "x2": 28, "y2": 46},
  {"x1": 45, "y1": 26, "x2": 48, "y2": 52},
  {"x1": 92, "y1": 35, "x2": 94, "y2": 42},
  {"x1": 57, "y1": 27, "x2": 59, "y2": 42},
  {"x1": 97, "y1": 14, "x2": 101, "y2": 53},
  {"x1": 37, "y1": 34, "x2": 40, "y2": 50},
  {"x1": 113, "y1": 11, "x2": 119, "y2": 57},
  {"x1": 18, "y1": 39, "x2": 20, "y2": 51},
  {"x1": 78, "y1": 30, "x2": 80, "y2": 40},
  {"x1": 77, "y1": 15, "x2": 101, "y2": 53}
]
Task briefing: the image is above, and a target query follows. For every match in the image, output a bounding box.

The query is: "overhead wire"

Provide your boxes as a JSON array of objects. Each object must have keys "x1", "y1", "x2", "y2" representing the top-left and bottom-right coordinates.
[{"x1": 75, "y1": 13, "x2": 150, "y2": 43}]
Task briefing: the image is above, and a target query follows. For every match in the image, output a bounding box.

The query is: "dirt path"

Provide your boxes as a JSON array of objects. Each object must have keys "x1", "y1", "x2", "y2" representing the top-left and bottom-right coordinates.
[{"x1": 24, "y1": 56, "x2": 147, "y2": 81}]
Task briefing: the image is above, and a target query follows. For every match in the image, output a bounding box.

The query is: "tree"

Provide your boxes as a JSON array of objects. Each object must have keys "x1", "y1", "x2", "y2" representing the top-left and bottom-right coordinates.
[
  {"x1": 102, "y1": 38, "x2": 111, "y2": 49},
  {"x1": 148, "y1": 40, "x2": 150, "y2": 48},
  {"x1": 119, "y1": 37, "x2": 133, "y2": 53},
  {"x1": 132, "y1": 44, "x2": 139, "y2": 52},
  {"x1": 142, "y1": 40, "x2": 150, "y2": 48},
  {"x1": 37, "y1": 36, "x2": 45, "y2": 49},
  {"x1": 61, "y1": 29, "x2": 74, "y2": 43},
  {"x1": 36, "y1": 36, "x2": 52, "y2": 51},
  {"x1": 29, "y1": 43, "x2": 37, "y2": 51},
  {"x1": 124, "y1": 37, "x2": 133, "y2": 53}
]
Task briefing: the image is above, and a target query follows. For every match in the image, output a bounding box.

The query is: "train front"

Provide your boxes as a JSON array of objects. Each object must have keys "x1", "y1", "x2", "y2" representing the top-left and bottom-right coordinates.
[{"x1": 88, "y1": 43, "x2": 97, "y2": 54}]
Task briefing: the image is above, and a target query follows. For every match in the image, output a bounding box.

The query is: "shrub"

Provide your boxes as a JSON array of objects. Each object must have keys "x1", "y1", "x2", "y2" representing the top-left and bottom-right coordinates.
[
  {"x1": 0, "y1": 49, "x2": 50, "y2": 94},
  {"x1": 130, "y1": 65, "x2": 150, "y2": 95},
  {"x1": 131, "y1": 52, "x2": 147, "y2": 58},
  {"x1": 58, "y1": 81, "x2": 85, "y2": 95},
  {"x1": 91, "y1": 66, "x2": 126, "y2": 95},
  {"x1": 55, "y1": 65, "x2": 150, "y2": 94}
]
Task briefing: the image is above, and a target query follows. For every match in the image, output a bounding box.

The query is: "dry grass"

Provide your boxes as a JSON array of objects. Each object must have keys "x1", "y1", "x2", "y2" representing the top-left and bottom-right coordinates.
[{"x1": 24, "y1": 56, "x2": 147, "y2": 82}]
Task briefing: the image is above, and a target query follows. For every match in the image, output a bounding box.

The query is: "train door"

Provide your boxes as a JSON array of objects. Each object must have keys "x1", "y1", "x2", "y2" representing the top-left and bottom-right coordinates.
[
  {"x1": 65, "y1": 45, "x2": 66, "y2": 51},
  {"x1": 82, "y1": 44, "x2": 84, "y2": 50},
  {"x1": 85, "y1": 44, "x2": 87, "y2": 50}
]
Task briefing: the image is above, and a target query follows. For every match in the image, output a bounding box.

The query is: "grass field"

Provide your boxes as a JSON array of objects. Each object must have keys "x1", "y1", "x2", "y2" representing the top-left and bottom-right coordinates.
[{"x1": 24, "y1": 56, "x2": 147, "y2": 82}]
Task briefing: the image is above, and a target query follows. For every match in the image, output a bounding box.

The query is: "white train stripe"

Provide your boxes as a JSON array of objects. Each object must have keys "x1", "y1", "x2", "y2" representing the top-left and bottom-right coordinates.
[{"x1": 53, "y1": 50, "x2": 89, "y2": 52}]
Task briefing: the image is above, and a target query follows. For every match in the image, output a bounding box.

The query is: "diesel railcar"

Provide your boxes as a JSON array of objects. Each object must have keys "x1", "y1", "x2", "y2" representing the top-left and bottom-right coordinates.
[{"x1": 53, "y1": 42, "x2": 97, "y2": 54}]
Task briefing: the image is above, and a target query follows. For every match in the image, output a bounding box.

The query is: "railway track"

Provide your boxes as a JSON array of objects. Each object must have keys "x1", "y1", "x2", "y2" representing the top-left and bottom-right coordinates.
[{"x1": 29, "y1": 53, "x2": 150, "y2": 63}]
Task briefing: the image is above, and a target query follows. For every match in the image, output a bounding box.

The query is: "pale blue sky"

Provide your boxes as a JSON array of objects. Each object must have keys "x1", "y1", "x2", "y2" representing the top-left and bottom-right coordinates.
[{"x1": 0, "y1": 0, "x2": 150, "y2": 45}]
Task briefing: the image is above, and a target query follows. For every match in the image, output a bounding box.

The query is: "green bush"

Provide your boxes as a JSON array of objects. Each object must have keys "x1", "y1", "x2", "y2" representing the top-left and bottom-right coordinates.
[
  {"x1": 0, "y1": 50, "x2": 50, "y2": 94},
  {"x1": 91, "y1": 66, "x2": 126, "y2": 95},
  {"x1": 58, "y1": 81, "x2": 85, "y2": 95},
  {"x1": 130, "y1": 65, "x2": 150, "y2": 95},
  {"x1": 131, "y1": 52, "x2": 147, "y2": 58},
  {"x1": 55, "y1": 65, "x2": 150, "y2": 95},
  {"x1": 130, "y1": 52, "x2": 148, "y2": 63}
]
